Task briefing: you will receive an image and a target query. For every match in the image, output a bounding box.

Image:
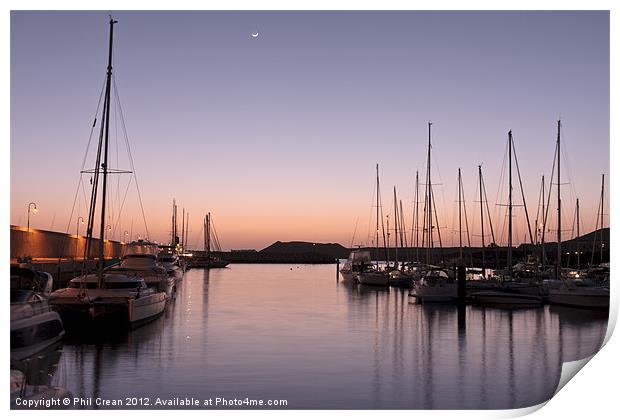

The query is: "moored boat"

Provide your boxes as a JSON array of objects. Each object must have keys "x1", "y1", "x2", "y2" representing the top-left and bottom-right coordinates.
[
  {"x1": 49, "y1": 273, "x2": 167, "y2": 327},
  {"x1": 10, "y1": 265, "x2": 65, "y2": 361},
  {"x1": 410, "y1": 269, "x2": 457, "y2": 303}
]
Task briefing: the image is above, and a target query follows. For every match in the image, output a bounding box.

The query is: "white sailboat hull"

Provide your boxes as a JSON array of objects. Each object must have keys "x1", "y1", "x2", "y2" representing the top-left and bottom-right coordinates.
[
  {"x1": 358, "y1": 272, "x2": 389, "y2": 287},
  {"x1": 411, "y1": 284, "x2": 458, "y2": 303}
]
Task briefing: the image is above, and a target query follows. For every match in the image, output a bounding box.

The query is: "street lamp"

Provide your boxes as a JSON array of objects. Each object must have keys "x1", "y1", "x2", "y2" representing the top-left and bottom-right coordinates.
[
  {"x1": 123, "y1": 231, "x2": 129, "y2": 243},
  {"x1": 76, "y1": 217, "x2": 85, "y2": 259},
  {"x1": 106, "y1": 225, "x2": 112, "y2": 241},
  {"x1": 27, "y1": 202, "x2": 38, "y2": 232}
]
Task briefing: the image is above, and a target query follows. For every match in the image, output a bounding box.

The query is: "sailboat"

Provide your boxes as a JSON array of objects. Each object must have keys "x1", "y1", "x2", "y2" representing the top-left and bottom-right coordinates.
[
  {"x1": 49, "y1": 18, "x2": 167, "y2": 327},
  {"x1": 387, "y1": 187, "x2": 415, "y2": 287},
  {"x1": 548, "y1": 129, "x2": 609, "y2": 309},
  {"x1": 470, "y1": 130, "x2": 543, "y2": 306},
  {"x1": 189, "y1": 213, "x2": 230, "y2": 268},
  {"x1": 358, "y1": 164, "x2": 390, "y2": 287},
  {"x1": 411, "y1": 123, "x2": 458, "y2": 302}
]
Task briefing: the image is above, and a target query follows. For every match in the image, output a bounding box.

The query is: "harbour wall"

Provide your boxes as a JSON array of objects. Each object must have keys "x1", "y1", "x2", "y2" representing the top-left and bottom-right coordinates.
[{"x1": 10, "y1": 225, "x2": 154, "y2": 260}]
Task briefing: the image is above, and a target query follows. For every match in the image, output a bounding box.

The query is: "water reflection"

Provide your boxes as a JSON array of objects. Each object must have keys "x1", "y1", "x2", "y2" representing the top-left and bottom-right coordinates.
[{"x1": 54, "y1": 264, "x2": 607, "y2": 409}]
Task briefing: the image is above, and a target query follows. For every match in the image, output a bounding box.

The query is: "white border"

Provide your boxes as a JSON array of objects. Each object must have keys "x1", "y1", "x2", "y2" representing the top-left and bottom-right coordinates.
[{"x1": 3, "y1": 2, "x2": 617, "y2": 419}]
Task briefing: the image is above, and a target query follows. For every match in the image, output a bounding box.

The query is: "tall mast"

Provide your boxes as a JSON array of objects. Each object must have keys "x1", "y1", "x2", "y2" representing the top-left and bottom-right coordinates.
[
  {"x1": 97, "y1": 17, "x2": 117, "y2": 286},
  {"x1": 393, "y1": 186, "x2": 399, "y2": 267},
  {"x1": 426, "y1": 122, "x2": 433, "y2": 266},
  {"x1": 458, "y1": 168, "x2": 463, "y2": 261},
  {"x1": 181, "y1": 208, "x2": 185, "y2": 250},
  {"x1": 185, "y1": 213, "x2": 189, "y2": 250},
  {"x1": 203, "y1": 215, "x2": 207, "y2": 251},
  {"x1": 508, "y1": 130, "x2": 513, "y2": 275},
  {"x1": 600, "y1": 174, "x2": 605, "y2": 262},
  {"x1": 414, "y1": 171, "x2": 420, "y2": 263},
  {"x1": 399, "y1": 199, "x2": 407, "y2": 266},
  {"x1": 478, "y1": 165, "x2": 485, "y2": 271},
  {"x1": 576, "y1": 198, "x2": 580, "y2": 269},
  {"x1": 556, "y1": 120, "x2": 561, "y2": 279},
  {"x1": 541, "y1": 176, "x2": 546, "y2": 268},
  {"x1": 207, "y1": 213, "x2": 211, "y2": 255}
]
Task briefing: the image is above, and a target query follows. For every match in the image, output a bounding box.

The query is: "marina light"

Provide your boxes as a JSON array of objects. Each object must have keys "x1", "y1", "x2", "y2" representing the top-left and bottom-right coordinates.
[{"x1": 27, "y1": 202, "x2": 38, "y2": 233}]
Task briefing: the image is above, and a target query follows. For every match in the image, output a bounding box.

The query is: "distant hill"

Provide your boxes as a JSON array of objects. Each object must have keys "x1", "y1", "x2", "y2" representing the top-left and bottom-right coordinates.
[{"x1": 260, "y1": 241, "x2": 350, "y2": 259}]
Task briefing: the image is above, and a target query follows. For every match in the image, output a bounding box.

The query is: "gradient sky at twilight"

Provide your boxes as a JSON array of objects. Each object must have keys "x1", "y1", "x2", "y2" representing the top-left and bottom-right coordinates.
[{"x1": 10, "y1": 11, "x2": 609, "y2": 250}]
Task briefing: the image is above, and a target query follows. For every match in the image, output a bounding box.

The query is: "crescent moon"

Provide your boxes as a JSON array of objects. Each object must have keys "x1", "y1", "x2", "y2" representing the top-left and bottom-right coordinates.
[{"x1": 251, "y1": 32, "x2": 259, "y2": 38}]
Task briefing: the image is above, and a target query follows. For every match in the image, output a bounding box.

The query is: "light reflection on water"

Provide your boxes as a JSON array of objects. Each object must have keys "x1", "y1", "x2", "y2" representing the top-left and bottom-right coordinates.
[{"x1": 47, "y1": 264, "x2": 607, "y2": 409}]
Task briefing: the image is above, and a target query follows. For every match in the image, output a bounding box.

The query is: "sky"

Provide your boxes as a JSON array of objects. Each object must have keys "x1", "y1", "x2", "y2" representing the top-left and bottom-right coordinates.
[{"x1": 10, "y1": 10, "x2": 610, "y2": 250}]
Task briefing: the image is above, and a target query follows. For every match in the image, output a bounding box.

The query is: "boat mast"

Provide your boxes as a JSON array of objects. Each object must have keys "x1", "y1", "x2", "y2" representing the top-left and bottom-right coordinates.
[
  {"x1": 203, "y1": 215, "x2": 207, "y2": 252},
  {"x1": 393, "y1": 186, "x2": 399, "y2": 268},
  {"x1": 400, "y1": 200, "x2": 406, "y2": 264},
  {"x1": 508, "y1": 130, "x2": 513, "y2": 277},
  {"x1": 375, "y1": 164, "x2": 380, "y2": 268},
  {"x1": 600, "y1": 174, "x2": 605, "y2": 262},
  {"x1": 478, "y1": 165, "x2": 485, "y2": 272},
  {"x1": 181, "y1": 208, "x2": 185, "y2": 251},
  {"x1": 426, "y1": 122, "x2": 433, "y2": 266},
  {"x1": 556, "y1": 120, "x2": 561, "y2": 279},
  {"x1": 576, "y1": 198, "x2": 580, "y2": 269},
  {"x1": 414, "y1": 171, "x2": 420, "y2": 263},
  {"x1": 207, "y1": 212, "x2": 212, "y2": 256},
  {"x1": 458, "y1": 168, "x2": 463, "y2": 261},
  {"x1": 97, "y1": 17, "x2": 117, "y2": 286},
  {"x1": 541, "y1": 176, "x2": 546, "y2": 268}
]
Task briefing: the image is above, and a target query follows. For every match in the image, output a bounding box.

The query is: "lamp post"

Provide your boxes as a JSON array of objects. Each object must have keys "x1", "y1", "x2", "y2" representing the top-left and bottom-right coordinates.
[
  {"x1": 106, "y1": 225, "x2": 112, "y2": 241},
  {"x1": 123, "y1": 231, "x2": 129, "y2": 243},
  {"x1": 27, "y1": 202, "x2": 38, "y2": 232},
  {"x1": 76, "y1": 217, "x2": 85, "y2": 259}
]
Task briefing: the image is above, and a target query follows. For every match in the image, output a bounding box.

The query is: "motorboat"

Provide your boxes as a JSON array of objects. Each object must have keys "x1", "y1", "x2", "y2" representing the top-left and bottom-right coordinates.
[
  {"x1": 49, "y1": 273, "x2": 167, "y2": 327},
  {"x1": 157, "y1": 253, "x2": 184, "y2": 280},
  {"x1": 339, "y1": 249, "x2": 372, "y2": 282},
  {"x1": 106, "y1": 253, "x2": 175, "y2": 299},
  {"x1": 10, "y1": 265, "x2": 65, "y2": 361}
]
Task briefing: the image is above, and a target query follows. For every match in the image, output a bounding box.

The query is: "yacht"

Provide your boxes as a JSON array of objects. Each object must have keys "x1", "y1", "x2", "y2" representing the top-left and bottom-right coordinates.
[
  {"x1": 49, "y1": 273, "x2": 167, "y2": 327},
  {"x1": 107, "y1": 253, "x2": 175, "y2": 299},
  {"x1": 10, "y1": 265, "x2": 64, "y2": 361},
  {"x1": 158, "y1": 253, "x2": 184, "y2": 280},
  {"x1": 358, "y1": 270, "x2": 390, "y2": 287},
  {"x1": 410, "y1": 270, "x2": 457, "y2": 303},
  {"x1": 339, "y1": 249, "x2": 372, "y2": 282}
]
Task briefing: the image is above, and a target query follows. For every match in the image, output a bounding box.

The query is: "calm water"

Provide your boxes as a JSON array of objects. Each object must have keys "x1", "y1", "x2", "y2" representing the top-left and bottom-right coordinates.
[{"x1": 28, "y1": 264, "x2": 608, "y2": 409}]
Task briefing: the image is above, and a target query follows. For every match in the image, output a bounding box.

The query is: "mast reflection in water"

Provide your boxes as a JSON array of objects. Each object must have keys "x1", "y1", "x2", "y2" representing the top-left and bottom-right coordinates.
[{"x1": 57, "y1": 264, "x2": 607, "y2": 409}]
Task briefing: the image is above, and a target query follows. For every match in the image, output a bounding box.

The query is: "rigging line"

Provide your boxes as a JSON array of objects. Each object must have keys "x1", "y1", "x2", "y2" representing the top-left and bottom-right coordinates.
[
  {"x1": 590, "y1": 195, "x2": 602, "y2": 266},
  {"x1": 64, "y1": 76, "x2": 107, "y2": 235},
  {"x1": 534, "y1": 176, "x2": 544, "y2": 245},
  {"x1": 460, "y1": 173, "x2": 472, "y2": 248},
  {"x1": 113, "y1": 76, "x2": 151, "y2": 240},
  {"x1": 511, "y1": 138, "x2": 535, "y2": 245},
  {"x1": 349, "y1": 216, "x2": 360, "y2": 248},
  {"x1": 494, "y1": 137, "x2": 509, "y2": 225},
  {"x1": 366, "y1": 176, "x2": 376, "y2": 246},
  {"x1": 543, "y1": 142, "x2": 558, "y2": 241},
  {"x1": 211, "y1": 215, "x2": 223, "y2": 252},
  {"x1": 430, "y1": 182, "x2": 445, "y2": 263},
  {"x1": 111, "y1": 173, "x2": 134, "y2": 237},
  {"x1": 559, "y1": 123, "x2": 578, "y2": 202},
  {"x1": 83, "y1": 77, "x2": 109, "y2": 271}
]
